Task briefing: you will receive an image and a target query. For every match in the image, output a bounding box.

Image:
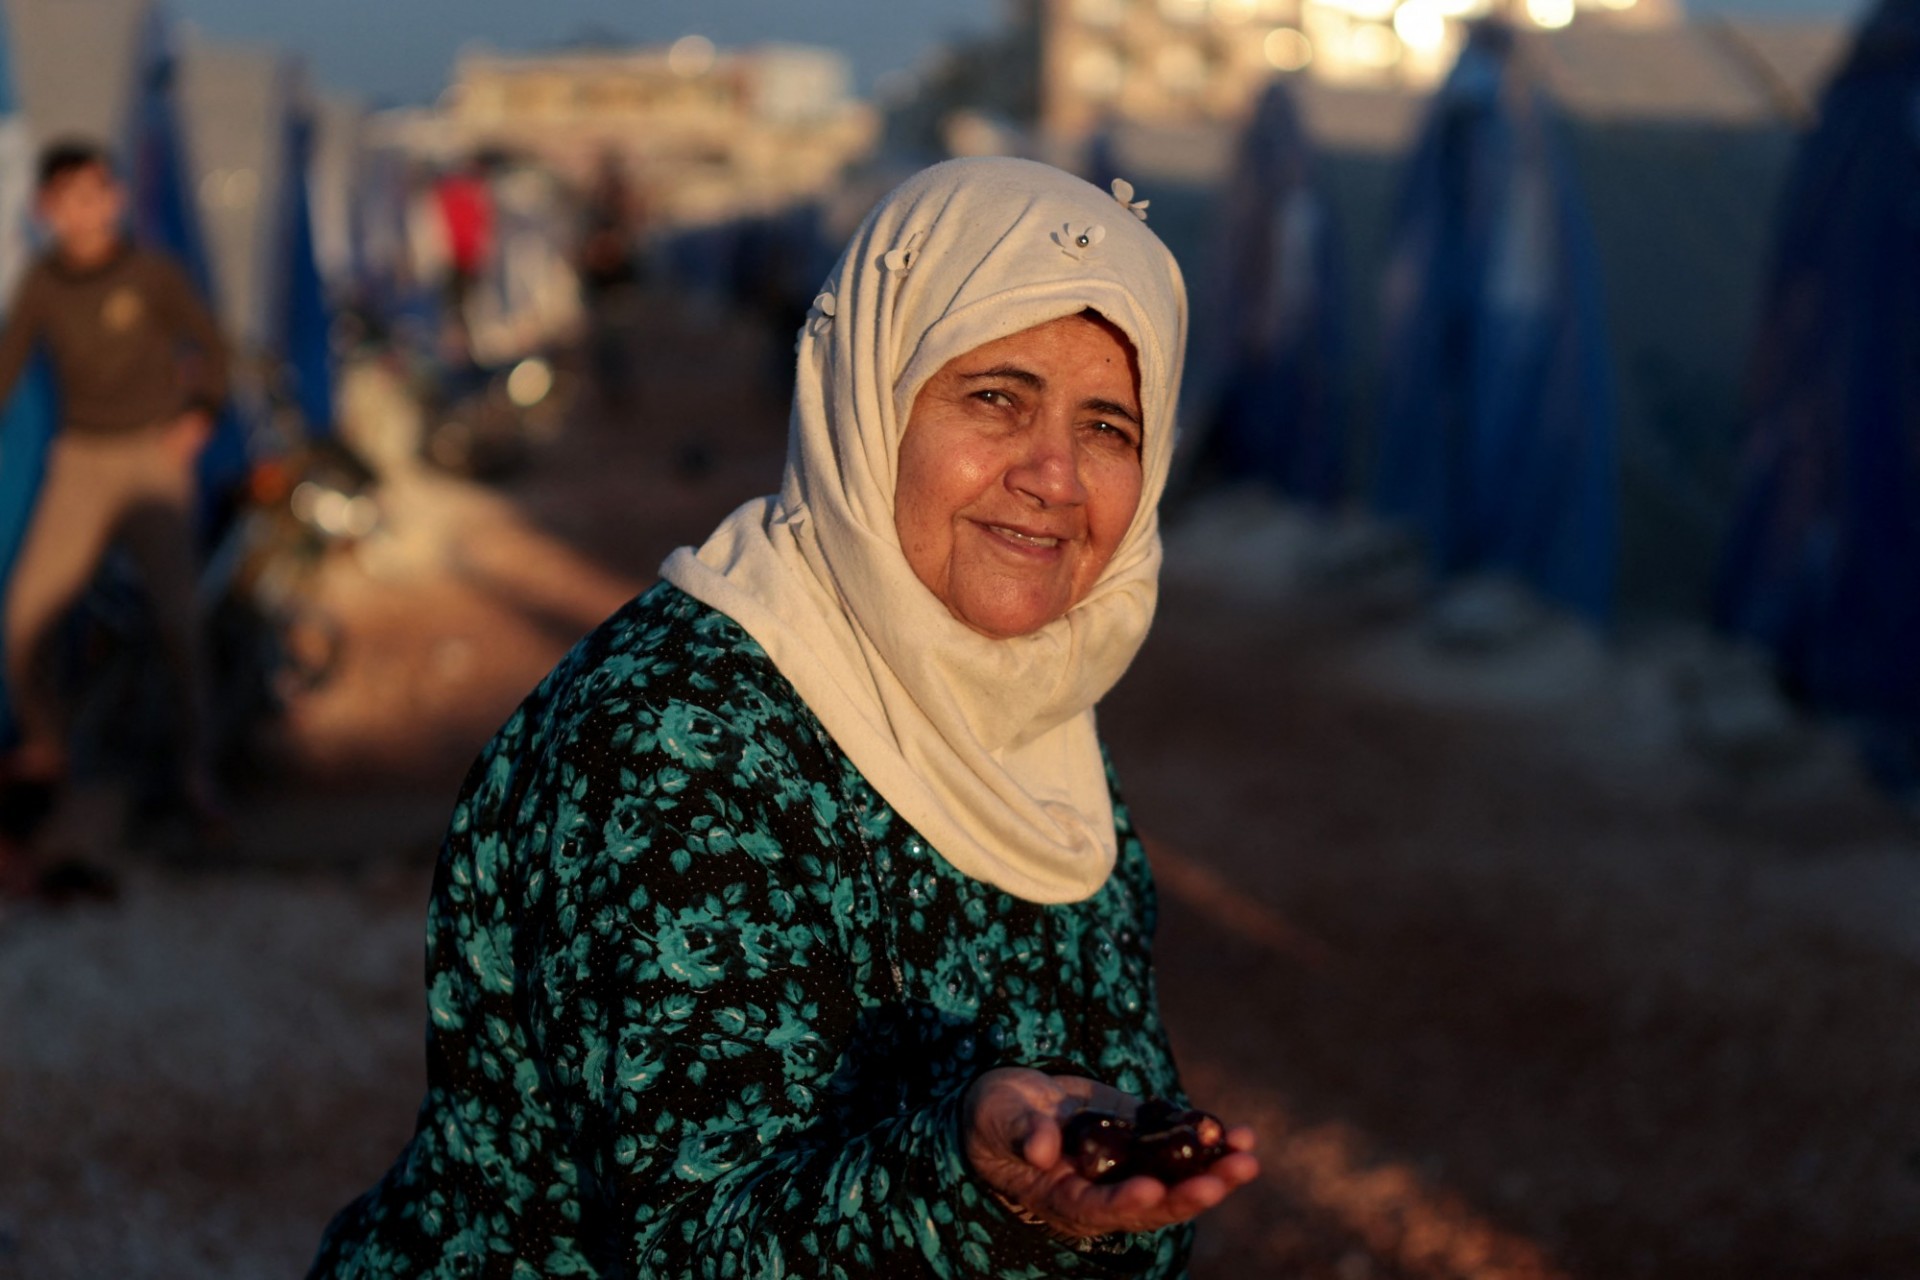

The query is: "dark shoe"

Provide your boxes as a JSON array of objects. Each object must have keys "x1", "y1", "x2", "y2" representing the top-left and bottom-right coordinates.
[
  {"x1": 0, "y1": 777, "x2": 59, "y2": 844},
  {"x1": 182, "y1": 775, "x2": 238, "y2": 861},
  {"x1": 0, "y1": 834, "x2": 36, "y2": 901},
  {"x1": 34, "y1": 858, "x2": 121, "y2": 907}
]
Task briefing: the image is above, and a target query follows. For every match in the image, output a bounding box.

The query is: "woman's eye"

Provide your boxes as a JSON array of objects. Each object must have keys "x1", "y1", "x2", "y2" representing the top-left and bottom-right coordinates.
[
  {"x1": 973, "y1": 389, "x2": 1013, "y2": 408},
  {"x1": 1090, "y1": 420, "x2": 1139, "y2": 448}
]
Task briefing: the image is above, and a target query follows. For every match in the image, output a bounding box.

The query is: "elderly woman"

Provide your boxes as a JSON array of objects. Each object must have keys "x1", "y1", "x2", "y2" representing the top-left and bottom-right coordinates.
[{"x1": 310, "y1": 157, "x2": 1258, "y2": 1278}]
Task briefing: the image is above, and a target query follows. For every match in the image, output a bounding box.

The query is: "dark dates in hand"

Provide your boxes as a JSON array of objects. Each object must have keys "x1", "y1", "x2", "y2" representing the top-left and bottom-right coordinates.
[{"x1": 1061, "y1": 1100, "x2": 1230, "y2": 1185}]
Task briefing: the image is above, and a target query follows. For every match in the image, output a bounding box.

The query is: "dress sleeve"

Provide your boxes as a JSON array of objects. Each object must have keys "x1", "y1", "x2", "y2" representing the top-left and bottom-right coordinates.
[{"x1": 514, "y1": 684, "x2": 1155, "y2": 1279}]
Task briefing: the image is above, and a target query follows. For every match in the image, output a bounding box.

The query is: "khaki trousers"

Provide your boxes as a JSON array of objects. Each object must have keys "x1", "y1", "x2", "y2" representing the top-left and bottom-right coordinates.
[{"x1": 3, "y1": 423, "x2": 207, "y2": 775}]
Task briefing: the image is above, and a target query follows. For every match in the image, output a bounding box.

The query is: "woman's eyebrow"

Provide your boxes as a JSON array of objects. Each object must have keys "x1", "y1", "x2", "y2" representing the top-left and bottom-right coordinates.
[
  {"x1": 961, "y1": 364, "x2": 1044, "y2": 388},
  {"x1": 1085, "y1": 397, "x2": 1142, "y2": 428}
]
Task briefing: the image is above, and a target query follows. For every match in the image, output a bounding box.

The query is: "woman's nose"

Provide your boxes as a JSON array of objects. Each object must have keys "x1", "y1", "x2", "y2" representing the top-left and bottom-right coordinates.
[{"x1": 1007, "y1": 419, "x2": 1088, "y2": 509}]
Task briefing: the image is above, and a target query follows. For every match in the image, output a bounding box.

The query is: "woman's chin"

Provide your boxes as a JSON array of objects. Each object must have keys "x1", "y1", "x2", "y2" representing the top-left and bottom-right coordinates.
[{"x1": 948, "y1": 592, "x2": 1072, "y2": 641}]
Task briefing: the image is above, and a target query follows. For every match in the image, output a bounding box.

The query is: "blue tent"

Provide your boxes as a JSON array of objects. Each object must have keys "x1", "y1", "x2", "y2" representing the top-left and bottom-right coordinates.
[
  {"x1": 127, "y1": 12, "x2": 249, "y2": 506},
  {"x1": 282, "y1": 107, "x2": 336, "y2": 435},
  {"x1": 127, "y1": 10, "x2": 207, "y2": 290},
  {"x1": 1714, "y1": 0, "x2": 1920, "y2": 791},
  {"x1": 0, "y1": 14, "x2": 55, "y2": 748},
  {"x1": 1372, "y1": 22, "x2": 1619, "y2": 625},
  {"x1": 1195, "y1": 79, "x2": 1346, "y2": 508}
]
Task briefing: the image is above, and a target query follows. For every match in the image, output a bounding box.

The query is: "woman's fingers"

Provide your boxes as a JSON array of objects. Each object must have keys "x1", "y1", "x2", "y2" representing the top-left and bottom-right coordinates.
[
  {"x1": 1034, "y1": 1176, "x2": 1179, "y2": 1234},
  {"x1": 1206, "y1": 1150, "x2": 1261, "y2": 1187},
  {"x1": 1018, "y1": 1111, "x2": 1062, "y2": 1171},
  {"x1": 1025, "y1": 1149, "x2": 1263, "y2": 1236}
]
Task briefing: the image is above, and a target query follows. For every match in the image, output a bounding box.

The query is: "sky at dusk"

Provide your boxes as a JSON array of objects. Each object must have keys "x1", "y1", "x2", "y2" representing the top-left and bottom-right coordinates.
[
  {"x1": 169, "y1": 0, "x2": 1869, "y2": 106},
  {"x1": 168, "y1": 0, "x2": 999, "y2": 105}
]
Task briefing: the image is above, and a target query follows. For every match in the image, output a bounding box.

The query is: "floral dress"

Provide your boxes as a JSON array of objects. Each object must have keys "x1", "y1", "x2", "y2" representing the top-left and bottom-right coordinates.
[{"x1": 309, "y1": 584, "x2": 1194, "y2": 1279}]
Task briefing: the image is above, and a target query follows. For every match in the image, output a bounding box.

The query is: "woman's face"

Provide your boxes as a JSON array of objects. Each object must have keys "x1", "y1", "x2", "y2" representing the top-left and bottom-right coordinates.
[{"x1": 894, "y1": 312, "x2": 1145, "y2": 639}]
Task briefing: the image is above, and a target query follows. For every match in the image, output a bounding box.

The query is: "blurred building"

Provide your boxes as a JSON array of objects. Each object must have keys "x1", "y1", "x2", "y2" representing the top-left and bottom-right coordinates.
[
  {"x1": 1027, "y1": 0, "x2": 1680, "y2": 139},
  {"x1": 379, "y1": 38, "x2": 878, "y2": 227}
]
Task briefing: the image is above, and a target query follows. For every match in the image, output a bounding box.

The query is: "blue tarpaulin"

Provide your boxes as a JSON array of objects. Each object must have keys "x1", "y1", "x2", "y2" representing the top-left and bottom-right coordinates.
[
  {"x1": 127, "y1": 12, "x2": 248, "y2": 512},
  {"x1": 283, "y1": 110, "x2": 336, "y2": 436},
  {"x1": 0, "y1": 15, "x2": 55, "y2": 748},
  {"x1": 1372, "y1": 22, "x2": 1620, "y2": 625},
  {"x1": 1714, "y1": 0, "x2": 1920, "y2": 791},
  {"x1": 0, "y1": 357, "x2": 53, "y2": 749},
  {"x1": 1195, "y1": 80, "x2": 1346, "y2": 507}
]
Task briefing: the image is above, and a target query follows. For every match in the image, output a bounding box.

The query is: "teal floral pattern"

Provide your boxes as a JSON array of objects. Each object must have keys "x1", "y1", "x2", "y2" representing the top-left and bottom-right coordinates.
[{"x1": 309, "y1": 584, "x2": 1194, "y2": 1278}]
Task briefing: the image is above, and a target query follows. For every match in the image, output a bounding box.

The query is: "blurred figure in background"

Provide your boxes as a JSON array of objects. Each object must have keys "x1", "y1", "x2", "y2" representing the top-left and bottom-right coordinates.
[
  {"x1": 431, "y1": 155, "x2": 495, "y2": 331},
  {"x1": 460, "y1": 155, "x2": 583, "y2": 372},
  {"x1": 0, "y1": 140, "x2": 229, "y2": 898},
  {"x1": 578, "y1": 149, "x2": 644, "y2": 414}
]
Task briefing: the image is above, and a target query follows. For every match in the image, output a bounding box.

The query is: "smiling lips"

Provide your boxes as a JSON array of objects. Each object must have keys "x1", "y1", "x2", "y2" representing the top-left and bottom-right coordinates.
[{"x1": 981, "y1": 521, "x2": 1069, "y2": 551}]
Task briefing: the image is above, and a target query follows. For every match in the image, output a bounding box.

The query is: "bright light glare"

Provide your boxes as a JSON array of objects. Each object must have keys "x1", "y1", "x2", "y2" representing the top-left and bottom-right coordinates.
[
  {"x1": 1074, "y1": 0, "x2": 1129, "y2": 25},
  {"x1": 667, "y1": 35, "x2": 716, "y2": 77},
  {"x1": 292, "y1": 483, "x2": 380, "y2": 540},
  {"x1": 1349, "y1": 23, "x2": 1402, "y2": 66},
  {"x1": 340, "y1": 495, "x2": 381, "y2": 540},
  {"x1": 1526, "y1": 0, "x2": 1576, "y2": 27},
  {"x1": 507, "y1": 358, "x2": 556, "y2": 409},
  {"x1": 1264, "y1": 27, "x2": 1315, "y2": 70},
  {"x1": 1071, "y1": 45, "x2": 1126, "y2": 97},
  {"x1": 1156, "y1": 43, "x2": 1208, "y2": 91},
  {"x1": 1338, "y1": 0, "x2": 1401, "y2": 23},
  {"x1": 1159, "y1": 0, "x2": 1209, "y2": 22},
  {"x1": 1435, "y1": 0, "x2": 1492, "y2": 16},
  {"x1": 1394, "y1": 0, "x2": 1448, "y2": 53}
]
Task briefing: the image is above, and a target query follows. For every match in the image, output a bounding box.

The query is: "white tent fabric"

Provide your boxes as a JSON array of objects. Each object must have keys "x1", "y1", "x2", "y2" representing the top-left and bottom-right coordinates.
[
  {"x1": 175, "y1": 39, "x2": 302, "y2": 356},
  {"x1": 0, "y1": 116, "x2": 32, "y2": 302},
  {"x1": 1519, "y1": 21, "x2": 1848, "y2": 122},
  {"x1": 310, "y1": 93, "x2": 365, "y2": 293},
  {"x1": 2, "y1": 0, "x2": 149, "y2": 148},
  {"x1": 464, "y1": 165, "x2": 584, "y2": 367}
]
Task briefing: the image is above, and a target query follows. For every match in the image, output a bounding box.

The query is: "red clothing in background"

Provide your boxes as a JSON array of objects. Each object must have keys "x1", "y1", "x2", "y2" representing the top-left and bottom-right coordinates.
[{"x1": 435, "y1": 173, "x2": 494, "y2": 278}]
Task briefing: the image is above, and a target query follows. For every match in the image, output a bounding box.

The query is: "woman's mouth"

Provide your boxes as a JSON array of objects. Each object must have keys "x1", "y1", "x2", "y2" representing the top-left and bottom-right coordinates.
[{"x1": 987, "y1": 525, "x2": 1060, "y2": 548}]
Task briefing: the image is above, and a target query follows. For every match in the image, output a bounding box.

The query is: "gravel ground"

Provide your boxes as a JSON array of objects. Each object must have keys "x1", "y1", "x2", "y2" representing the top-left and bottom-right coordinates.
[{"x1": 3, "y1": 294, "x2": 1916, "y2": 1280}]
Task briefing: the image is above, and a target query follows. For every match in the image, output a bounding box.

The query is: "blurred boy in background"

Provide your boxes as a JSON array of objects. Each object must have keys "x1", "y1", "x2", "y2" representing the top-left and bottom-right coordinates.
[{"x1": 0, "y1": 140, "x2": 228, "y2": 899}]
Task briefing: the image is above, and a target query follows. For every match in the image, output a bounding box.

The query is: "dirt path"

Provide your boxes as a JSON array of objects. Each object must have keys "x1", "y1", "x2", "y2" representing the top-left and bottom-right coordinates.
[
  {"x1": 1103, "y1": 589, "x2": 1920, "y2": 1279},
  {"x1": 2, "y1": 295, "x2": 1916, "y2": 1280}
]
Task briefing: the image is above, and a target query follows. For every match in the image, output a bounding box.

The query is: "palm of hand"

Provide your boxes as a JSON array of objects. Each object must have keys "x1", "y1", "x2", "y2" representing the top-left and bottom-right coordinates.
[{"x1": 962, "y1": 1067, "x2": 1260, "y2": 1240}]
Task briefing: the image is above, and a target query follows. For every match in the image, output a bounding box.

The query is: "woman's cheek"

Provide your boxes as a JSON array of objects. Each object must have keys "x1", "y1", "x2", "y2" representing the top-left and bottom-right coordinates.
[{"x1": 1088, "y1": 455, "x2": 1145, "y2": 542}]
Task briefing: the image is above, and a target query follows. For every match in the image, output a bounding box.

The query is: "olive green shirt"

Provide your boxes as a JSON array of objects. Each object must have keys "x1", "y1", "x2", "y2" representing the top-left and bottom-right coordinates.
[{"x1": 0, "y1": 242, "x2": 228, "y2": 435}]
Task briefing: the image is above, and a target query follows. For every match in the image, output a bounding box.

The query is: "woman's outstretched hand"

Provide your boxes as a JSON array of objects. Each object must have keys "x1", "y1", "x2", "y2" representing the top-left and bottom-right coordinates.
[{"x1": 963, "y1": 1067, "x2": 1260, "y2": 1240}]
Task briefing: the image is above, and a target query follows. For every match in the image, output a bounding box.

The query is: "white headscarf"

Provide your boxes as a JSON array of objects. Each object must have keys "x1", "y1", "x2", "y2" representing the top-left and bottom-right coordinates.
[{"x1": 662, "y1": 157, "x2": 1187, "y2": 904}]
